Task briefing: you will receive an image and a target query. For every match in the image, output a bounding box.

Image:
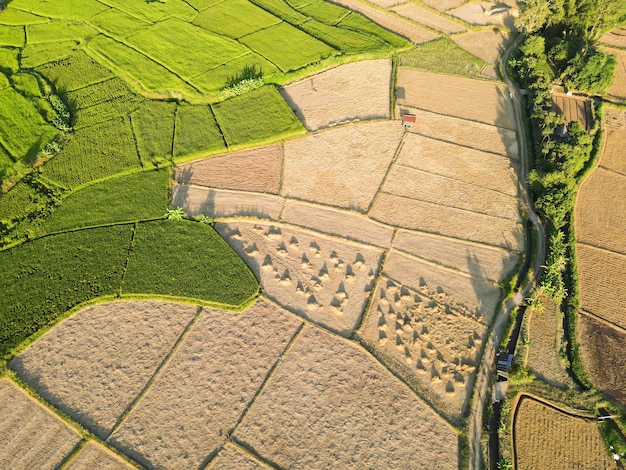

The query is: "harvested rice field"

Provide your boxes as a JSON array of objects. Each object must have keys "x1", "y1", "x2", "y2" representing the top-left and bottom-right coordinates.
[
  {"x1": 521, "y1": 293, "x2": 574, "y2": 389},
  {"x1": 513, "y1": 395, "x2": 613, "y2": 470},
  {"x1": 396, "y1": 68, "x2": 517, "y2": 130},
  {"x1": 421, "y1": 0, "x2": 465, "y2": 11},
  {"x1": 208, "y1": 444, "x2": 267, "y2": 470},
  {"x1": 601, "y1": 26, "x2": 626, "y2": 49},
  {"x1": 216, "y1": 221, "x2": 382, "y2": 335},
  {"x1": 605, "y1": 47, "x2": 626, "y2": 99},
  {"x1": 109, "y1": 300, "x2": 301, "y2": 469},
  {"x1": 282, "y1": 121, "x2": 403, "y2": 211},
  {"x1": 10, "y1": 301, "x2": 198, "y2": 438},
  {"x1": 600, "y1": 121, "x2": 626, "y2": 176},
  {"x1": 66, "y1": 442, "x2": 131, "y2": 470},
  {"x1": 175, "y1": 145, "x2": 282, "y2": 194},
  {"x1": 452, "y1": 30, "x2": 512, "y2": 78},
  {"x1": 360, "y1": 276, "x2": 487, "y2": 419},
  {"x1": 390, "y1": 4, "x2": 467, "y2": 34},
  {"x1": 449, "y1": 2, "x2": 515, "y2": 27},
  {"x1": 234, "y1": 325, "x2": 459, "y2": 469},
  {"x1": 0, "y1": 379, "x2": 80, "y2": 470},
  {"x1": 279, "y1": 59, "x2": 392, "y2": 131},
  {"x1": 578, "y1": 313, "x2": 626, "y2": 407}
]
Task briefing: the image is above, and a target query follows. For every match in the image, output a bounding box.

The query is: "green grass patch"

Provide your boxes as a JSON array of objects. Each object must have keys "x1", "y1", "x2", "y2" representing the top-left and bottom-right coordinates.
[
  {"x1": 43, "y1": 169, "x2": 169, "y2": 233},
  {"x1": 127, "y1": 18, "x2": 250, "y2": 79},
  {"x1": 0, "y1": 145, "x2": 13, "y2": 174},
  {"x1": 299, "y1": 19, "x2": 388, "y2": 53},
  {"x1": 0, "y1": 8, "x2": 49, "y2": 25},
  {"x1": 31, "y1": 0, "x2": 109, "y2": 21},
  {"x1": 0, "y1": 47, "x2": 20, "y2": 74},
  {"x1": 299, "y1": 0, "x2": 349, "y2": 24},
  {"x1": 339, "y1": 12, "x2": 410, "y2": 49},
  {"x1": 97, "y1": 0, "x2": 197, "y2": 23},
  {"x1": 0, "y1": 88, "x2": 57, "y2": 160},
  {"x1": 43, "y1": 116, "x2": 141, "y2": 188},
  {"x1": 123, "y1": 219, "x2": 259, "y2": 307},
  {"x1": 65, "y1": 77, "x2": 133, "y2": 110},
  {"x1": 398, "y1": 37, "x2": 487, "y2": 79},
  {"x1": 189, "y1": 52, "x2": 280, "y2": 94},
  {"x1": 0, "y1": 25, "x2": 25, "y2": 47},
  {"x1": 11, "y1": 72, "x2": 41, "y2": 97},
  {"x1": 20, "y1": 41, "x2": 78, "y2": 68},
  {"x1": 87, "y1": 35, "x2": 200, "y2": 100},
  {"x1": 73, "y1": 93, "x2": 144, "y2": 129},
  {"x1": 131, "y1": 100, "x2": 177, "y2": 164},
  {"x1": 193, "y1": 0, "x2": 281, "y2": 39},
  {"x1": 186, "y1": 0, "x2": 225, "y2": 9},
  {"x1": 0, "y1": 225, "x2": 133, "y2": 357},
  {"x1": 36, "y1": 51, "x2": 113, "y2": 92},
  {"x1": 87, "y1": 8, "x2": 150, "y2": 40},
  {"x1": 212, "y1": 85, "x2": 304, "y2": 147},
  {"x1": 0, "y1": 72, "x2": 9, "y2": 90},
  {"x1": 173, "y1": 104, "x2": 225, "y2": 158},
  {"x1": 249, "y1": 0, "x2": 308, "y2": 25},
  {"x1": 240, "y1": 22, "x2": 337, "y2": 72},
  {"x1": 26, "y1": 21, "x2": 97, "y2": 44},
  {"x1": 286, "y1": 0, "x2": 314, "y2": 8}
]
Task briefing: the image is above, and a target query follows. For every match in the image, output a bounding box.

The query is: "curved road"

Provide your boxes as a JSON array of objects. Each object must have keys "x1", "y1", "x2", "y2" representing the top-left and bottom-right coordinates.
[{"x1": 468, "y1": 33, "x2": 547, "y2": 470}]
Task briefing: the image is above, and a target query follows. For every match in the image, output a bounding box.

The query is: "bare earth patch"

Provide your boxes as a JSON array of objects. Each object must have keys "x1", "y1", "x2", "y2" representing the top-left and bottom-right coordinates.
[
  {"x1": 360, "y1": 277, "x2": 486, "y2": 419},
  {"x1": 391, "y1": 4, "x2": 467, "y2": 34},
  {"x1": 67, "y1": 442, "x2": 131, "y2": 470},
  {"x1": 174, "y1": 145, "x2": 282, "y2": 194},
  {"x1": 370, "y1": 192, "x2": 523, "y2": 251},
  {"x1": 216, "y1": 221, "x2": 381, "y2": 335},
  {"x1": 576, "y1": 244, "x2": 626, "y2": 330},
  {"x1": 330, "y1": 0, "x2": 440, "y2": 44},
  {"x1": 393, "y1": 229, "x2": 519, "y2": 283},
  {"x1": 208, "y1": 443, "x2": 268, "y2": 470},
  {"x1": 382, "y1": 164, "x2": 520, "y2": 220},
  {"x1": 235, "y1": 326, "x2": 459, "y2": 469},
  {"x1": 396, "y1": 68, "x2": 517, "y2": 130},
  {"x1": 0, "y1": 379, "x2": 80, "y2": 470},
  {"x1": 282, "y1": 121, "x2": 403, "y2": 211},
  {"x1": 280, "y1": 59, "x2": 391, "y2": 131},
  {"x1": 578, "y1": 313, "x2": 626, "y2": 407},
  {"x1": 109, "y1": 300, "x2": 302, "y2": 469},
  {"x1": 384, "y1": 250, "x2": 501, "y2": 323},
  {"x1": 10, "y1": 301, "x2": 197, "y2": 438},
  {"x1": 513, "y1": 395, "x2": 613, "y2": 470},
  {"x1": 172, "y1": 185, "x2": 284, "y2": 220},
  {"x1": 401, "y1": 108, "x2": 519, "y2": 158},
  {"x1": 575, "y1": 167, "x2": 626, "y2": 254},
  {"x1": 281, "y1": 199, "x2": 395, "y2": 248}
]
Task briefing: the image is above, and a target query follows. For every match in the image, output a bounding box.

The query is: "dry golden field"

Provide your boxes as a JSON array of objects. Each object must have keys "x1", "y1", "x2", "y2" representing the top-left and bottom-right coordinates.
[
  {"x1": 601, "y1": 26, "x2": 626, "y2": 48},
  {"x1": 175, "y1": 145, "x2": 282, "y2": 194},
  {"x1": 391, "y1": 4, "x2": 467, "y2": 34},
  {"x1": 578, "y1": 313, "x2": 626, "y2": 407},
  {"x1": 208, "y1": 443, "x2": 268, "y2": 470},
  {"x1": 282, "y1": 121, "x2": 403, "y2": 211},
  {"x1": 449, "y1": 2, "x2": 515, "y2": 26},
  {"x1": 396, "y1": 133, "x2": 519, "y2": 194},
  {"x1": 522, "y1": 294, "x2": 574, "y2": 389},
  {"x1": 382, "y1": 164, "x2": 520, "y2": 220},
  {"x1": 0, "y1": 379, "x2": 81, "y2": 469},
  {"x1": 280, "y1": 59, "x2": 391, "y2": 131},
  {"x1": 330, "y1": 0, "x2": 440, "y2": 44},
  {"x1": 421, "y1": 0, "x2": 465, "y2": 11},
  {"x1": 393, "y1": 229, "x2": 519, "y2": 283},
  {"x1": 360, "y1": 276, "x2": 487, "y2": 419},
  {"x1": 606, "y1": 48, "x2": 626, "y2": 99},
  {"x1": 575, "y1": 167, "x2": 626, "y2": 254},
  {"x1": 235, "y1": 325, "x2": 459, "y2": 469},
  {"x1": 600, "y1": 124, "x2": 626, "y2": 176},
  {"x1": 171, "y1": 185, "x2": 284, "y2": 220},
  {"x1": 383, "y1": 250, "x2": 502, "y2": 324},
  {"x1": 402, "y1": 108, "x2": 519, "y2": 158},
  {"x1": 109, "y1": 300, "x2": 301, "y2": 469},
  {"x1": 216, "y1": 221, "x2": 382, "y2": 335},
  {"x1": 396, "y1": 68, "x2": 517, "y2": 129},
  {"x1": 452, "y1": 30, "x2": 513, "y2": 79},
  {"x1": 370, "y1": 192, "x2": 523, "y2": 250},
  {"x1": 513, "y1": 395, "x2": 613, "y2": 470},
  {"x1": 577, "y1": 244, "x2": 626, "y2": 329},
  {"x1": 11, "y1": 301, "x2": 197, "y2": 438},
  {"x1": 67, "y1": 442, "x2": 131, "y2": 470},
  {"x1": 281, "y1": 199, "x2": 395, "y2": 248}
]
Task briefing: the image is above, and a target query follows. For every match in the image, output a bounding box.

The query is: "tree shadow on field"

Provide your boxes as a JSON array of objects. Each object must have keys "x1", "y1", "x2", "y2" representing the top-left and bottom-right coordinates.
[{"x1": 172, "y1": 184, "x2": 271, "y2": 220}]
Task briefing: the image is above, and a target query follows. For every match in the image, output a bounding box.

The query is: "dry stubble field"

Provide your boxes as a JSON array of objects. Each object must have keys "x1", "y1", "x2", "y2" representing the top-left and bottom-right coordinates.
[
  {"x1": 66, "y1": 442, "x2": 131, "y2": 470},
  {"x1": 513, "y1": 395, "x2": 613, "y2": 470}
]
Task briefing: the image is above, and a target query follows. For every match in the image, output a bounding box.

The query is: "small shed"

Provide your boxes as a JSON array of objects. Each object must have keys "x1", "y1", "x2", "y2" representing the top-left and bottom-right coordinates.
[
  {"x1": 496, "y1": 352, "x2": 514, "y2": 380},
  {"x1": 402, "y1": 113, "x2": 416, "y2": 128}
]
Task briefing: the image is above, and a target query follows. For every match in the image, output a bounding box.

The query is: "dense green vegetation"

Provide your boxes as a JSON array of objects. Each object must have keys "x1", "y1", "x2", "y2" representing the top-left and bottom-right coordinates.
[{"x1": 123, "y1": 220, "x2": 259, "y2": 305}]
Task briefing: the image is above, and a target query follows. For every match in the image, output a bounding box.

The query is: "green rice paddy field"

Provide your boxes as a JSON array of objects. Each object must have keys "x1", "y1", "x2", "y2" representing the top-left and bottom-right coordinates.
[{"x1": 0, "y1": 0, "x2": 409, "y2": 358}]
